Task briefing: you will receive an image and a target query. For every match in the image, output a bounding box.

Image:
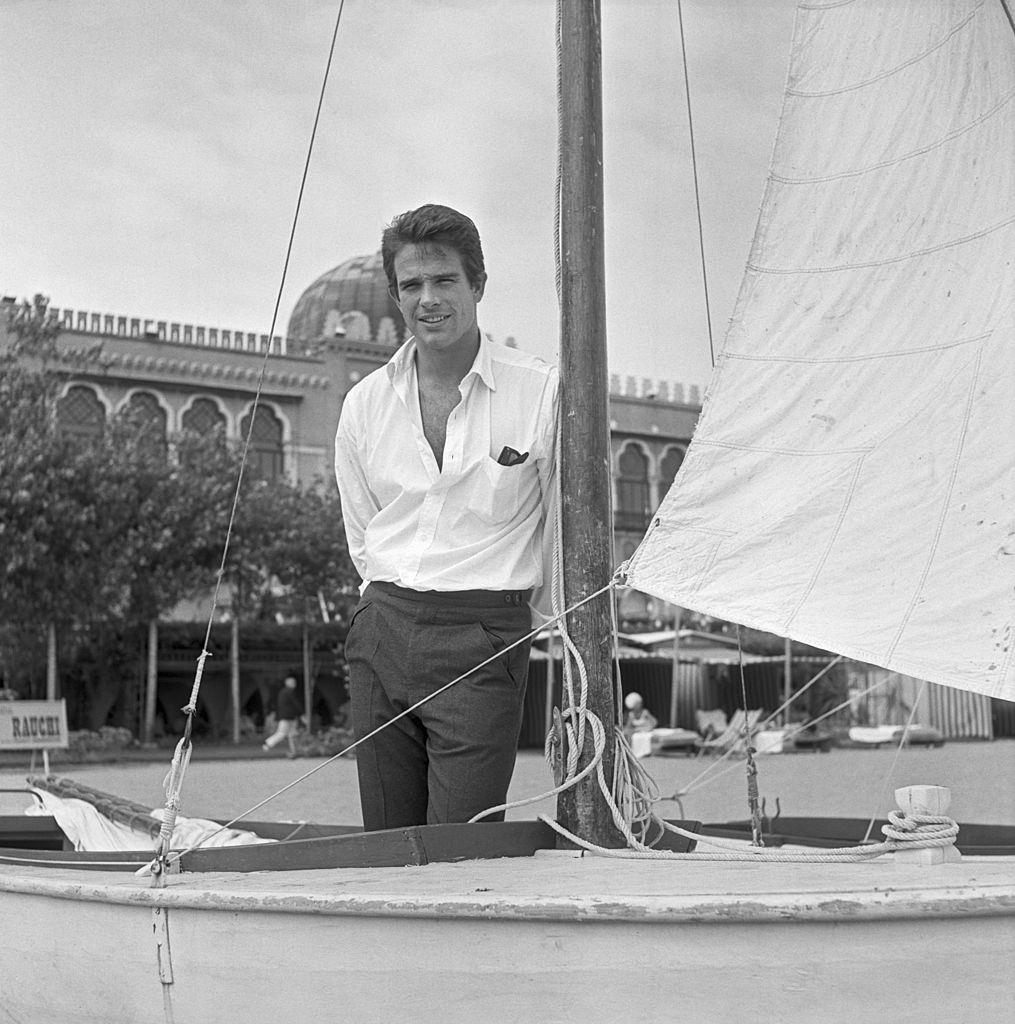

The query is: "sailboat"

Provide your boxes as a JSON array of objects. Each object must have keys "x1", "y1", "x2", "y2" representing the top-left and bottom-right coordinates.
[{"x1": 2, "y1": 1, "x2": 1013, "y2": 1021}]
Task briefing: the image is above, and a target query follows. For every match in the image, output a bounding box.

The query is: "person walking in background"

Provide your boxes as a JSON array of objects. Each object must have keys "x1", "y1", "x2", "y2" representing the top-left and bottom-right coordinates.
[{"x1": 263, "y1": 674, "x2": 302, "y2": 758}]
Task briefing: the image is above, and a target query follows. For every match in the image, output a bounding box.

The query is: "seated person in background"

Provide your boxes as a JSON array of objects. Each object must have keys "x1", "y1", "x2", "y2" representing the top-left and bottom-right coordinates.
[
  {"x1": 627, "y1": 693, "x2": 701, "y2": 759},
  {"x1": 623, "y1": 692, "x2": 658, "y2": 738}
]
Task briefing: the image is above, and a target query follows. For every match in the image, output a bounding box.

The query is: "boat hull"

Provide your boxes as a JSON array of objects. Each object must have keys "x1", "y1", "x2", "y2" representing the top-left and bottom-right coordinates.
[{"x1": 2, "y1": 853, "x2": 1013, "y2": 1024}]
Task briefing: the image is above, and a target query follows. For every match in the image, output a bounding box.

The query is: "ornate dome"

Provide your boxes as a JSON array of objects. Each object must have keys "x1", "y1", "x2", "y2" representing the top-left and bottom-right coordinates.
[{"x1": 286, "y1": 251, "x2": 408, "y2": 352}]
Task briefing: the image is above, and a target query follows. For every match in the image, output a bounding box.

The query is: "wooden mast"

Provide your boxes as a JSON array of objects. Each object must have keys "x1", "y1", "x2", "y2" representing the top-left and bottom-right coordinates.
[{"x1": 555, "y1": 0, "x2": 624, "y2": 847}]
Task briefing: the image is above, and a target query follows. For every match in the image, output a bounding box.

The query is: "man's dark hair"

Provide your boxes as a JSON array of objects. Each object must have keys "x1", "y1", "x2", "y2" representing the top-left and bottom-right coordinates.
[{"x1": 381, "y1": 204, "x2": 486, "y2": 296}]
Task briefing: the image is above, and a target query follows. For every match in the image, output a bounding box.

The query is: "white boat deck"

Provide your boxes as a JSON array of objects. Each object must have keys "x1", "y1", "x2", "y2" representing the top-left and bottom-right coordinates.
[
  {"x1": 3, "y1": 848, "x2": 1013, "y2": 922},
  {"x1": 3, "y1": 851, "x2": 1014, "y2": 1023}
]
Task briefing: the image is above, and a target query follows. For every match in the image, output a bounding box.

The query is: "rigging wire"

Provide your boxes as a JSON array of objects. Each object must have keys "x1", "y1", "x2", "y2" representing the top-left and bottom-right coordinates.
[
  {"x1": 861, "y1": 680, "x2": 928, "y2": 843},
  {"x1": 153, "y1": 0, "x2": 347, "y2": 873},
  {"x1": 678, "y1": 0, "x2": 766, "y2": 831},
  {"x1": 149, "y1": 583, "x2": 617, "y2": 868},
  {"x1": 676, "y1": 0, "x2": 717, "y2": 367},
  {"x1": 735, "y1": 625, "x2": 764, "y2": 845},
  {"x1": 184, "y1": 0, "x2": 348, "y2": 721},
  {"x1": 665, "y1": 673, "x2": 892, "y2": 804}
]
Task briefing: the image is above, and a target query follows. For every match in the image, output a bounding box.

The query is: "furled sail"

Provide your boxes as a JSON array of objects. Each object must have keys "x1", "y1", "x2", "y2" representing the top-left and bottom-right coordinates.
[{"x1": 626, "y1": 0, "x2": 1015, "y2": 700}]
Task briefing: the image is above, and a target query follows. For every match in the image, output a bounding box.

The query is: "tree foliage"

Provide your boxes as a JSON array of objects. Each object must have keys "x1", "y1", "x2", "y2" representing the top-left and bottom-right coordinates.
[
  {"x1": 1, "y1": 297, "x2": 356, "y2": 725},
  {"x1": 263, "y1": 476, "x2": 358, "y2": 622}
]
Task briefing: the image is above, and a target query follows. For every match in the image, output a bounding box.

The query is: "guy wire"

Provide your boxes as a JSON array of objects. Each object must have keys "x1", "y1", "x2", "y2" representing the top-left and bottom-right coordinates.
[
  {"x1": 181, "y1": 1, "x2": 347, "y2": 724},
  {"x1": 676, "y1": 0, "x2": 716, "y2": 367}
]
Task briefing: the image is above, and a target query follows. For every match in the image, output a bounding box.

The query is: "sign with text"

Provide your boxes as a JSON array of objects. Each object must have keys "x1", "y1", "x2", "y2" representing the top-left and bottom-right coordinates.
[{"x1": 0, "y1": 700, "x2": 69, "y2": 750}]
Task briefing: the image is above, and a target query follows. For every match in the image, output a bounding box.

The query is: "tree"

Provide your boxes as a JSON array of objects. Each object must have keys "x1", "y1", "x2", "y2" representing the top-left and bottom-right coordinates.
[
  {"x1": 0, "y1": 297, "x2": 117, "y2": 698},
  {"x1": 2, "y1": 297, "x2": 359, "y2": 734},
  {"x1": 266, "y1": 478, "x2": 357, "y2": 724},
  {"x1": 110, "y1": 424, "x2": 239, "y2": 738},
  {"x1": 4, "y1": 293, "x2": 62, "y2": 364},
  {"x1": 3, "y1": 297, "x2": 235, "y2": 722}
]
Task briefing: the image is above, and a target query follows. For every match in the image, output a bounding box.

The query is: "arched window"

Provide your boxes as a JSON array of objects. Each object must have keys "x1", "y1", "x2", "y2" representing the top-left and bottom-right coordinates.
[
  {"x1": 658, "y1": 446, "x2": 685, "y2": 506},
  {"x1": 240, "y1": 405, "x2": 284, "y2": 480},
  {"x1": 615, "y1": 443, "x2": 651, "y2": 532},
  {"x1": 181, "y1": 397, "x2": 227, "y2": 439},
  {"x1": 57, "y1": 385, "x2": 105, "y2": 443},
  {"x1": 123, "y1": 391, "x2": 168, "y2": 458}
]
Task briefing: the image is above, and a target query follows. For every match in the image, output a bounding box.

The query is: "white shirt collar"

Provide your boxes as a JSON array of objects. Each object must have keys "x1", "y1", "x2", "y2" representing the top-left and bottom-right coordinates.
[{"x1": 385, "y1": 332, "x2": 497, "y2": 392}]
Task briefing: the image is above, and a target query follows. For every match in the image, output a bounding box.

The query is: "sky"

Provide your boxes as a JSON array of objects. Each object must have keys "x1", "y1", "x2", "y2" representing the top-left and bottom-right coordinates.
[{"x1": 0, "y1": 0, "x2": 797, "y2": 390}]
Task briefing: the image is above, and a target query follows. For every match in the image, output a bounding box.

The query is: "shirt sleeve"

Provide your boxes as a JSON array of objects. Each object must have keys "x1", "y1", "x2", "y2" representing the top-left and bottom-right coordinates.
[{"x1": 334, "y1": 393, "x2": 379, "y2": 584}]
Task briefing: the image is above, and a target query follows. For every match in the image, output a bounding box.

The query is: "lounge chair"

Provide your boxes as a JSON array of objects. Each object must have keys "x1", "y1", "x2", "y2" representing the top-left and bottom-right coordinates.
[
  {"x1": 648, "y1": 727, "x2": 701, "y2": 757},
  {"x1": 848, "y1": 725, "x2": 944, "y2": 748},
  {"x1": 694, "y1": 708, "x2": 728, "y2": 741},
  {"x1": 696, "y1": 708, "x2": 764, "y2": 755}
]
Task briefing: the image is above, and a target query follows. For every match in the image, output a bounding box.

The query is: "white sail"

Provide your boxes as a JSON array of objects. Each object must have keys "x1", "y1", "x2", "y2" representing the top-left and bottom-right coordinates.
[{"x1": 626, "y1": 0, "x2": 1015, "y2": 700}]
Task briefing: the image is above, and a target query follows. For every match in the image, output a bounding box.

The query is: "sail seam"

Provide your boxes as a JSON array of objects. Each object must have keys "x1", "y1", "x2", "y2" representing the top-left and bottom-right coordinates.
[
  {"x1": 799, "y1": 1, "x2": 858, "y2": 10},
  {"x1": 885, "y1": 339, "x2": 986, "y2": 663},
  {"x1": 724, "y1": 333, "x2": 991, "y2": 364},
  {"x1": 771, "y1": 89, "x2": 1015, "y2": 184},
  {"x1": 694, "y1": 440, "x2": 874, "y2": 457},
  {"x1": 788, "y1": 3, "x2": 984, "y2": 98},
  {"x1": 747, "y1": 214, "x2": 1015, "y2": 274},
  {"x1": 784, "y1": 453, "x2": 867, "y2": 632}
]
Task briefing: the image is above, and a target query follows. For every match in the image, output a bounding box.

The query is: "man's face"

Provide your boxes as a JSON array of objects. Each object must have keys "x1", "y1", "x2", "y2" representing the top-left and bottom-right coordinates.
[{"x1": 391, "y1": 243, "x2": 485, "y2": 356}]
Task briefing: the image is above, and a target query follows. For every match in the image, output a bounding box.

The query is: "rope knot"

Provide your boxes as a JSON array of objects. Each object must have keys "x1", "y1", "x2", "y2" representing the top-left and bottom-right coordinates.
[
  {"x1": 158, "y1": 807, "x2": 179, "y2": 845},
  {"x1": 882, "y1": 810, "x2": 959, "y2": 846}
]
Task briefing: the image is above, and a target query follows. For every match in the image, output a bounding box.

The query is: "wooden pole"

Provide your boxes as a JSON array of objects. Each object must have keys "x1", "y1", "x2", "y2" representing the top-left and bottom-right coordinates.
[
  {"x1": 555, "y1": 0, "x2": 623, "y2": 847},
  {"x1": 46, "y1": 622, "x2": 57, "y2": 701},
  {"x1": 143, "y1": 619, "x2": 159, "y2": 745},
  {"x1": 230, "y1": 615, "x2": 241, "y2": 745},
  {"x1": 301, "y1": 621, "x2": 313, "y2": 728},
  {"x1": 783, "y1": 636, "x2": 792, "y2": 727},
  {"x1": 669, "y1": 608, "x2": 683, "y2": 727}
]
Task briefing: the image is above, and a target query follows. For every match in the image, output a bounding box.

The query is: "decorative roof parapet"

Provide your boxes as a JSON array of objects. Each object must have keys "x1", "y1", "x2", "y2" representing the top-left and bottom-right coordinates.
[
  {"x1": 47, "y1": 306, "x2": 290, "y2": 357},
  {"x1": 609, "y1": 373, "x2": 701, "y2": 406},
  {"x1": 61, "y1": 346, "x2": 330, "y2": 389}
]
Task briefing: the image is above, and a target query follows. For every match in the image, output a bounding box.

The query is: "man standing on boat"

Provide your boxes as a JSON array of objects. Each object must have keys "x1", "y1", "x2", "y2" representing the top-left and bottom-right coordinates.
[{"x1": 334, "y1": 204, "x2": 558, "y2": 831}]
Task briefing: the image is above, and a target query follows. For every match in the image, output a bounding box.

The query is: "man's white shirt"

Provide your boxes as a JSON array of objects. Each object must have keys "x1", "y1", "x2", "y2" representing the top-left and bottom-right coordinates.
[{"x1": 334, "y1": 335, "x2": 558, "y2": 614}]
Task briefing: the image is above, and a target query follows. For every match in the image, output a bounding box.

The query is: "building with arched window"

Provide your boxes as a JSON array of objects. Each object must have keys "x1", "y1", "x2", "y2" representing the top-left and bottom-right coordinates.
[
  {"x1": 56, "y1": 383, "x2": 108, "y2": 443},
  {"x1": 180, "y1": 396, "x2": 228, "y2": 438},
  {"x1": 3, "y1": 254, "x2": 702, "y2": 631},
  {"x1": 2, "y1": 298, "x2": 339, "y2": 486},
  {"x1": 607, "y1": 373, "x2": 699, "y2": 629}
]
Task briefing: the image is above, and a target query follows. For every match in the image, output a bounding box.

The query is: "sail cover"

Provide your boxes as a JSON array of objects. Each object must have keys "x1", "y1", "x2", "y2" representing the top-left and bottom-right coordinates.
[{"x1": 626, "y1": 0, "x2": 1015, "y2": 700}]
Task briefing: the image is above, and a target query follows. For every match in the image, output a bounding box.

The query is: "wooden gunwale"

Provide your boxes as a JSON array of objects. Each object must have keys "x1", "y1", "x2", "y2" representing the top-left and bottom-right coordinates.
[{"x1": 2, "y1": 853, "x2": 1014, "y2": 925}]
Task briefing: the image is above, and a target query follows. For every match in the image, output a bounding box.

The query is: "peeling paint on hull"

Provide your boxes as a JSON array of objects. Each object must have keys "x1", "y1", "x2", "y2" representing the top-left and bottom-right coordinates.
[{"x1": 1, "y1": 853, "x2": 1013, "y2": 1023}]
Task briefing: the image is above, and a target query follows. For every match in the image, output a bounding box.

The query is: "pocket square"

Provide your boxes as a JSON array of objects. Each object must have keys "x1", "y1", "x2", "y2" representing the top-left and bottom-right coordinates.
[{"x1": 497, "y1": 446, "x2": 529, "y2": 467}]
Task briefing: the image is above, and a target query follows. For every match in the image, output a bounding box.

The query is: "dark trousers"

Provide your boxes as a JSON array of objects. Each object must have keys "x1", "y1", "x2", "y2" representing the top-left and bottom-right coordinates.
[{"x1": 345, "y1": 582, "x2": 532, "y2": 831}]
